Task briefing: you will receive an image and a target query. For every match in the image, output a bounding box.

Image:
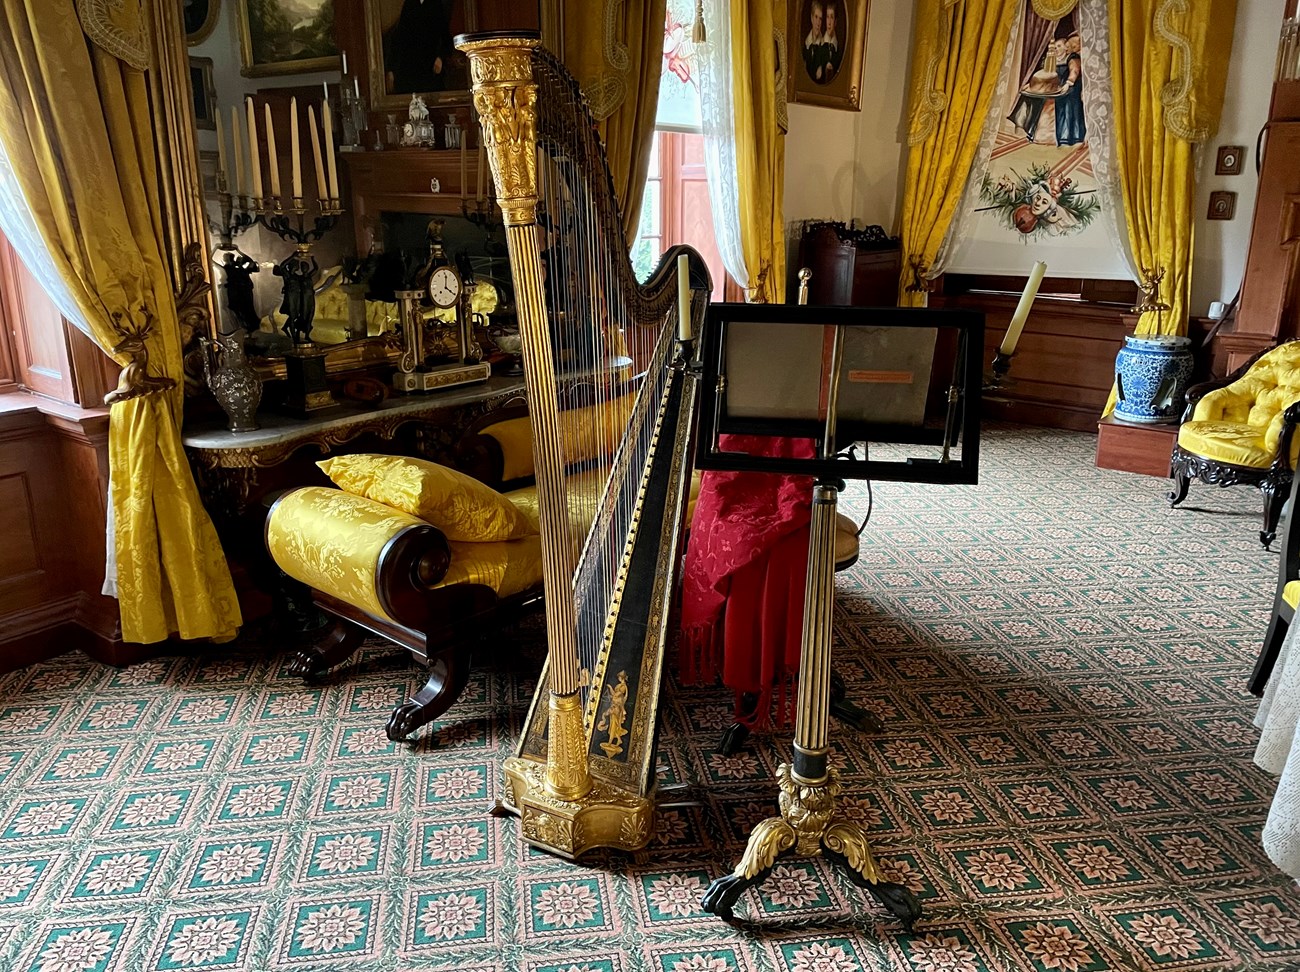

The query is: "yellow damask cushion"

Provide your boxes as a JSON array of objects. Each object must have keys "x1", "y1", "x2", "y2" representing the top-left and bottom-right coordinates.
[
  {"x1": 1284, "y1": 580, "x2": 1300, "y2": 612},
  {"x1": 1193, "y1": 343, "x2": 1300, "y2": 432},
  {"x1": 318, "y1": 454, "x2": 534, "y2": 542},
  {"x1": 267, "y1": 487, "x2": 544, "y2": 622},
  {"x1": 1177, "y1": 421, "x2": 1273, "y2": 468},
  {"x1": 481, "y1": 416, "x2": 535, "y2": 482},
  {"x1": 267, "y1": 487, "x2": 427, "y2": 623},
  {"x1": 503, "y1": 469, "x2": 608, "y2": 540},
  {"x1": 443, "y1": 537, "x2": 544, "y2": 599}
]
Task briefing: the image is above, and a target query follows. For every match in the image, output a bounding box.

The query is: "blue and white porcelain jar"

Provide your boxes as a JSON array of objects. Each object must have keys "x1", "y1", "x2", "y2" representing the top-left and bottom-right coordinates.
[{"x1": 1114, "y1": 334, "x2": 1195, "y2": 424}]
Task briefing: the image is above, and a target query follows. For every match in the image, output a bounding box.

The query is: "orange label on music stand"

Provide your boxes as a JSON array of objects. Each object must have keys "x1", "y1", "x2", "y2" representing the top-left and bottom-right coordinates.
[{"x1": 847, "y1": 370, "x2": 914, "y2": 384}]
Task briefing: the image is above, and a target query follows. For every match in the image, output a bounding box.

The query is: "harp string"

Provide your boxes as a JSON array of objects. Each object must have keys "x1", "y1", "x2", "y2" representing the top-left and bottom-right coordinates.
[{"x1": 529, "y1": 48, "x2": 686, "y2": 741}]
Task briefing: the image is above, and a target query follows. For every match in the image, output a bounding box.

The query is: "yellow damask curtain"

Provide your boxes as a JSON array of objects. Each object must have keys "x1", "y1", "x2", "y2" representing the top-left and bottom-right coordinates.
[
  {"x1": 730, "y1": 0, "x2": 787, "y2": 303},
  {"x1": 1110, "y1": 0, "x2": 1238, "y2": 337},
  {"x1": 0, "y1": 0, "x2": 240, "y2": 643},
  {"x1": 564, "y1": 0, "x2": 667, "y2": 244},
  {"x1": 898, "y1": 0, "x2": 1020, "y2": 307}
]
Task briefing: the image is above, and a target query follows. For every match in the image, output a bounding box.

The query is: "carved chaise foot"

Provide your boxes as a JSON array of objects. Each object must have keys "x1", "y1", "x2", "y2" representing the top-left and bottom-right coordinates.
[
  {"x1": 286, "y1": 621, "x2": 365, "y2": 679},
  {"x1": 385, "y1": 648, "x2": 471, "y2": 741}
]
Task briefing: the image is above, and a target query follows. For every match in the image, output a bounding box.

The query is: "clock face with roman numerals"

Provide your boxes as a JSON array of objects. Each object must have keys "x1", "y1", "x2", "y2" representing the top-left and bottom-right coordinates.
[{"x1": 428, "y1": 266, "x2": 461, "y2": 308}]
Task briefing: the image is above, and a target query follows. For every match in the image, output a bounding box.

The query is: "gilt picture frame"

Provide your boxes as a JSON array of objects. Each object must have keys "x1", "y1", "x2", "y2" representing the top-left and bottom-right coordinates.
[
  {"x1": 238, "y1": 0, "x2": 341, "y2": 78},
  {"x1": 189, "y1": 56, "x2": 217, "y2": 130},
  {"x1": 788, "y1": 0, "x2": 869, "y2": 111},
  {"x1": 184, "y1": 0, "x2": 221, "y2": 46},
  {"x1": 364, "y1": 0, "x2": 543, "y2": 112}
]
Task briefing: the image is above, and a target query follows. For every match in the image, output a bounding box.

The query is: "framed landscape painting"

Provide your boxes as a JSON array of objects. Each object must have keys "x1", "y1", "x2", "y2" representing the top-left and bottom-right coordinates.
[
  {"x1": 238, "y1": 0, "x2": 341, "y2": 77},
  {"x1": 788, "y1": 0, "x2": 869, "y2": 111}
]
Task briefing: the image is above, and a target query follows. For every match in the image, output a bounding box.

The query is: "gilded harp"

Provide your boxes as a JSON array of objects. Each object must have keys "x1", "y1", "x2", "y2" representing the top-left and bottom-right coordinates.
[{"x1": 458, "y1": 32, "x2": 707, "y2": 857}]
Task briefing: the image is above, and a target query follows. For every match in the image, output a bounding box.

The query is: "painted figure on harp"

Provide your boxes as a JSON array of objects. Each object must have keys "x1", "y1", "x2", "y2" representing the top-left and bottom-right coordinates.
[{"x1": 597, "y1": 671, "x2": 630, "y2": 758}]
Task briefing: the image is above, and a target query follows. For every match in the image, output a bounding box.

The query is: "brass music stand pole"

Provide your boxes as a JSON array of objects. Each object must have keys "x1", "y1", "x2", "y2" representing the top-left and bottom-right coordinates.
[{"x1": 701, "y1": 269, "x2": 921, "y2": 928}]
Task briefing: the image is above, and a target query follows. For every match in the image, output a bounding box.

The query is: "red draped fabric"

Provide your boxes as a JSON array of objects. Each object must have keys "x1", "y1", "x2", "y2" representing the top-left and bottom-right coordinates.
[{"x1": 679, "y1": 435, "x2": 816, "y2": 728}]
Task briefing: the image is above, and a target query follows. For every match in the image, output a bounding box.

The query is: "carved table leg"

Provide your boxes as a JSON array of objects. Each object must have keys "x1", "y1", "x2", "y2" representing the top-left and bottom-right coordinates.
[
  {"x1": 1168, "y1": 469, "x2": 1191, "y2": 508},
  {"x1": 287, "y1": 620, "x2": 365, "y2": 679},
  {"x1": 386, "y1": 647, "x2": 471, "y2": 741}
]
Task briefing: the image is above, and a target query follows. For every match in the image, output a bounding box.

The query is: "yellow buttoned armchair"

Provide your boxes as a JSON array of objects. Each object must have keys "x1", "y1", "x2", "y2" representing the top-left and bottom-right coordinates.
[{"x1": 1169, "y1": 341, "x2": 1300, "y2": 549}]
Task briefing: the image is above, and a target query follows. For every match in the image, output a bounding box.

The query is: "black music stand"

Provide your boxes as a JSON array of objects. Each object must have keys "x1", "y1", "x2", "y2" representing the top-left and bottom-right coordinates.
[{"x1": 695, "y1": 294, "x2": 983, "y2": 926}]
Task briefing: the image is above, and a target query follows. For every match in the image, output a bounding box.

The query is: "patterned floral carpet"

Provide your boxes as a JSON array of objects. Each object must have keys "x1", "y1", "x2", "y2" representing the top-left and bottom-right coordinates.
[{"x1": 2, "y1": 426, "x2": 1299, "y2": 972}]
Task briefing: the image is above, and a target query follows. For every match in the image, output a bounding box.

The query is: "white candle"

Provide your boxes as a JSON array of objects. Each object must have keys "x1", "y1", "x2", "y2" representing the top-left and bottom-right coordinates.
[
  {"x1": 230, "y1": 105, "x2": 245, "y2": 198},
  {"x1": 307, "y1": 104, "x2": 326, "y2": 201},
  {"x1": 322, "y1": 100, "x2": 339, "y2": 202},
  {"x1": 322, "y1": 80, "x2": 329, "y2": 101},
  {"x1": 1000, "y1": 260, "x2": 1047, "y2": 355},
  {"x1": 246, "y1": 98, "x2": 263, "y2": 200},
  {"x1": 341, "y1": 49, "x2": 348, "y2": 75},
  {"x1": 677, "y1": 253, "x2": 691, "y2": 341},
  {"x1": 289, "y1": 97, "x2": 301, "y2": 199},
  {"x1": 264, "y1": 102, "x2": 280, "y2": 198},
  {"x1": 215, "y1": 107, "x2": 227, "y2": 188},
  {"x1": 354, "y1": 76, "x2": 361, "y2": 100}
]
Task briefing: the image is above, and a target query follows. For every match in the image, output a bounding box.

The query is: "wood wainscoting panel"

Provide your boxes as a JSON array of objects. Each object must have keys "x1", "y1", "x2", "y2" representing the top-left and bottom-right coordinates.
[
  {"x1": 931, "y1": 290, "x2": 1128, "y2": 432},
  {"x1": 0, "y1": 471, "x2": 41, "y2": 581},
  {"x1": 0, "y1": 400, "x2": 126, "y2": 674}
]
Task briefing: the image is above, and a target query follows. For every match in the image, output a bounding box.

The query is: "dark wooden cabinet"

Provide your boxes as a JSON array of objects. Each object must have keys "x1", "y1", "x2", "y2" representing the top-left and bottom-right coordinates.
[{"x1": 795, "y1": 222, "x2": 901, "y2": 306}]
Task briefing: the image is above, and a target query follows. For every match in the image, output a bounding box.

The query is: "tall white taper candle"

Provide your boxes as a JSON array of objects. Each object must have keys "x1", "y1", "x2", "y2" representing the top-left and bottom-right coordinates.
[
  {"x1": 216, "y1": 107, "x2": 227, "y2": 187},
  {"x1": 246, "y1": 98, "x2": 263, "y2": 200},
  {"x1": 264, "y1": 102, "x2": 280, "y2": 198},
  {"x1": 231, "y1": 105, "x2": 245, "y2": 197},
  {"x1": 307, "y1": 105, "x2": 326, "y2": 201},
  {"x1": 999, "y1": 261, "x2": 1047, "y2": 355},
  {"x1": 322, "y1": 100, "x2": 339, "y2": 202},
  {"x1": 290, "y1": 97, "x2": 302, "y2": 199}
]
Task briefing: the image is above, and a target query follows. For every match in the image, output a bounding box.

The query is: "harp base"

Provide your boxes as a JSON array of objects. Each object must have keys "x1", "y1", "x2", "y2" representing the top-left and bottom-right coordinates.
[
  {"x1": 700, "y1": 764, "x2": 920, "y2": 928},
  {"x1": 503, "y1": 756, "x2": 654, "y2": 859}
]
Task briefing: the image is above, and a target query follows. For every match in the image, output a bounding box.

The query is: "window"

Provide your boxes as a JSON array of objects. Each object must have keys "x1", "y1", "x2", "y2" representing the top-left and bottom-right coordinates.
[{"x1": 0, "y1": 231, "x2": 115, "y2": 407}]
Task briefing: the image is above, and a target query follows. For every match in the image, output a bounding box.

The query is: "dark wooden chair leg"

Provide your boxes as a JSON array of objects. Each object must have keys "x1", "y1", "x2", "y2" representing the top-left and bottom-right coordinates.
[
  {"x1": 829, "y1": 670, "x2": 884, "y2": 734},
  {"x1": 719, "y1": 693, "x2": 760, "y2": 756},
  {"x1": 1251, "y1": 613, "x2": 1291, "y2": 696},
  {"x1": 1262, "y1": 479, "x2": 1290, "y2": 550},
  {"x1": 286, "y1": 620, "x2": 365, "y2": 679},
  {"x1": 386, "y1": 647, "x2": 472, "y2": 741},
  {"x1": 1168, "y1": 470, "x2": 1191, "y2": 508}
]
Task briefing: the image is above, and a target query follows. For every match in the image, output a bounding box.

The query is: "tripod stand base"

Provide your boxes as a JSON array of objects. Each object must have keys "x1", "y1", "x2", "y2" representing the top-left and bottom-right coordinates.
[{"x1": 700, "y1": 764, "x2": 920, "y2": 928}]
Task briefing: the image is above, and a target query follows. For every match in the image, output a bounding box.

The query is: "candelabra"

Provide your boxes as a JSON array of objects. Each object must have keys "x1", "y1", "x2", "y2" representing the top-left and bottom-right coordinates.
[
  {"x1": 215, "y1": 187, "x2": 346, "y2": 414},
  {"x1": 210, "y1": 173, "x2": 258, "y2": 248}
]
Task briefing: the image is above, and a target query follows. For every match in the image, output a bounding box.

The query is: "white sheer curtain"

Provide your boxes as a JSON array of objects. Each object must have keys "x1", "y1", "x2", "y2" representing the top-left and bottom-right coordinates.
[
  {"x1": 696, "y1": 0, "x2": 748, "y2": 292},
  {"x1": 1077, "y1": 0, "x2": 1139, "y2": 283},
  {"x1": 0, "y1": 133, "x2": 117, "y2": 597},
  {"x1": 0, "y1": 136, "x2": 90, "y2": 335}
]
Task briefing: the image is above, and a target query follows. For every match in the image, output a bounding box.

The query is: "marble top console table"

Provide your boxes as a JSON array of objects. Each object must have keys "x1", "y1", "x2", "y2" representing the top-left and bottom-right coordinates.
[{"x1": 184, "y1": 376, "x2": 527, "y2": 523}]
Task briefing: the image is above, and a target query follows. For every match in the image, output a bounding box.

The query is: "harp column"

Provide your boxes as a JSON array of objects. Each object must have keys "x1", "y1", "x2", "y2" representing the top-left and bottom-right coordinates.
[{"x1": 461, "y1": 34, "x2": 589, "y2": 802}]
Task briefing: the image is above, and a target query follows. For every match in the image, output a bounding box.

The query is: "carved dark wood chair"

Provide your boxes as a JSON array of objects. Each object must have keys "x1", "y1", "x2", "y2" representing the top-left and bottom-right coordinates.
[
  {"x1": 265, "y1": 403, "x2": 546, "y2": 742},
  {"x1": 1169, "y1": 341, "x2": 1300, "y2": 548},
  {"x1": 1251, "y1": 466, "x2": 1300, "y2": 695}
]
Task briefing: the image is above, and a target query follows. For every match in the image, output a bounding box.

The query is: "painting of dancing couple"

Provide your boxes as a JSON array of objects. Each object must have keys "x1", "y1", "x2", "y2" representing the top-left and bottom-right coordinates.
[{"x1": 979, "y1": 2, "x2": 1099, "y2": 243}]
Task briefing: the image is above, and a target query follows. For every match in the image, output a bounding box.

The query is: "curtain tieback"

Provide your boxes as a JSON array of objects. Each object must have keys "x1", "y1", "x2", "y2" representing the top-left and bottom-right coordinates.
[
  {"x1": 104, "y1": 309, "x2": 177, "y2": 405},
  {"x1": 906, "y1": 257, "x2": 934, "y2": 294}
]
